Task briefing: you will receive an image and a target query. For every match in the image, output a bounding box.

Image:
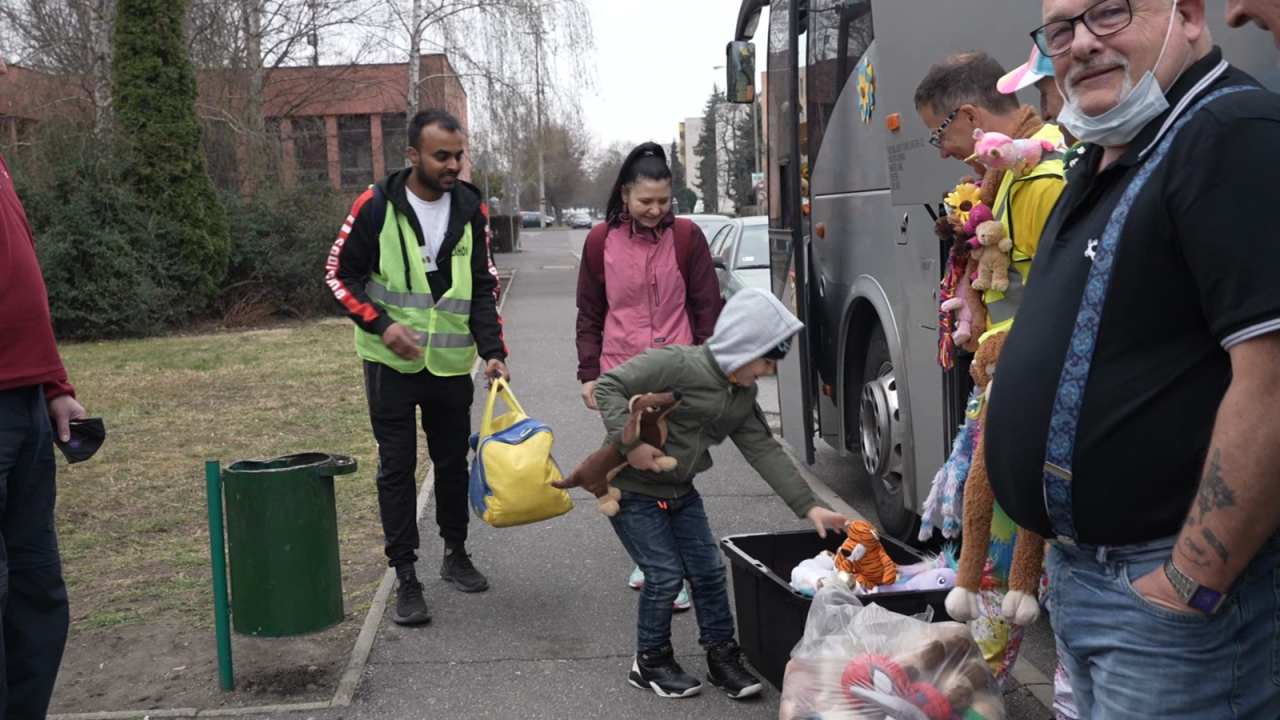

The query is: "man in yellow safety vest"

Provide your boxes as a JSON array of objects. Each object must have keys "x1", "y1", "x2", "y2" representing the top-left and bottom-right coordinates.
[{"x1": 326, "y1": 109, "x2": 508, "y2": 626}]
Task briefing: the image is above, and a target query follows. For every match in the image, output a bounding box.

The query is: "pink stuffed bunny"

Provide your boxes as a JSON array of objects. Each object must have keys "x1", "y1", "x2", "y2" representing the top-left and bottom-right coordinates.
[
  {"x1": 941, "y1": 271, "x2": 979, "y2": 345},
  {"x1": 967, "y1": 129, "x2": 1059, "y2": 177}
]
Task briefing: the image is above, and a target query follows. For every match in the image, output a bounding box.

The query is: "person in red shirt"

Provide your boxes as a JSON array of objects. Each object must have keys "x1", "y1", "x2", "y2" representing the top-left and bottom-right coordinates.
[{"x1": 0, "y1": 55, "x2": 81, "y2": 718}]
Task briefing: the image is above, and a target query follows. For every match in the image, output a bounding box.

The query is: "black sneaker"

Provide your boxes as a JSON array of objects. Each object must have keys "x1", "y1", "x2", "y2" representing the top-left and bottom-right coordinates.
[
  {"x1": 628, "y1": 645, "x2": 702, "y2": 698},
  {"x1": 706, "y1": 640, "x2": 763, "y2": 699},
  {"x1": 392, "y1": 576, "x2": 431, "y2": 626},
  {"x1": 440, "y1": 548, "x2": 489, "y2": 593}
]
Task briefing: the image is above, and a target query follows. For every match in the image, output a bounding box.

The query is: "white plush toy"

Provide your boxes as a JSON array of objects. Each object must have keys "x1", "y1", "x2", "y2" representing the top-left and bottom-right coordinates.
[{"x1": 790, "y1": 552, "x2": 838, "y2": 597}]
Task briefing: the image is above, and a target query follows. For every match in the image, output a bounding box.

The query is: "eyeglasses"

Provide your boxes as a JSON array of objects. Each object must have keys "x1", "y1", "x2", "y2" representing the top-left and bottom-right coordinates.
[
  {"x1": 929, "y1": 108, "x2": 960, "y2": 149},
  {"x1": 1031, "y1": 0, "x2": 1133, "y2": 58}
]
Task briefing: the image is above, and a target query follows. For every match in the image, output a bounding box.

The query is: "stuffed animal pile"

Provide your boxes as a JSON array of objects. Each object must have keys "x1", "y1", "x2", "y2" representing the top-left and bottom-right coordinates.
[
  {"x1": 780, "y1": 619, "x2": 1007, "y2": 720},
  {"x1": 790, "y1": 537, "x2": 958, "y2": 598}
]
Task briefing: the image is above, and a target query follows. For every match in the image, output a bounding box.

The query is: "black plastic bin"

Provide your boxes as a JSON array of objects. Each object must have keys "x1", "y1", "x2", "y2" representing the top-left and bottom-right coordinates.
[{"x1": 721, "y1": 529, "x2": 953, "y2": 691}]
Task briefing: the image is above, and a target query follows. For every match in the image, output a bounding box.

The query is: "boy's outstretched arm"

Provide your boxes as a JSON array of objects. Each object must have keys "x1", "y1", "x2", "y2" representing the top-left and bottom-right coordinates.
[{"x1": 730, "y1": 404, "x2": 850, "y2": 536}]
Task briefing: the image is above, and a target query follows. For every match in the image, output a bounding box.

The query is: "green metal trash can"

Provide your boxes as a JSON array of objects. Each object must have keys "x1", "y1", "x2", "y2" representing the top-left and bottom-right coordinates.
[{"x1": 222, "y1": 453, "x2": 357, "y2": 637}]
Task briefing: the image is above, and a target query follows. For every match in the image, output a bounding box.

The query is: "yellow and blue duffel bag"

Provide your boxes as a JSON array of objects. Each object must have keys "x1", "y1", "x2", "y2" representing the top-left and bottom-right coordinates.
[{"x1": 468, "y1": 378, "x2": 573, "y2": 528}]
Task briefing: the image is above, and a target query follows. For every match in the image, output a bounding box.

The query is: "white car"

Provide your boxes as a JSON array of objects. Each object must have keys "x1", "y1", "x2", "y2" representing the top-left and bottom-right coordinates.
[
  {"x1": 678, "y1": 214, "x2": 733, "y2": 244},
  {"x1": 708, "y1": 217, "x2": 771, "y2": 300}
]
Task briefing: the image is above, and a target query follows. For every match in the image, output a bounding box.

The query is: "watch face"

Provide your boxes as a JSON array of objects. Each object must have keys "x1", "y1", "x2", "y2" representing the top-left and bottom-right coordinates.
[{"x1": 1189, "y1": 587, "x2": 1225, "y2": 614}]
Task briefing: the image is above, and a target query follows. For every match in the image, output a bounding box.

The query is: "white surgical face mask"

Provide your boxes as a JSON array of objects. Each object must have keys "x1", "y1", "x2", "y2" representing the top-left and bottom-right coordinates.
[{"x1": 1057, "y1": 0, "x2": 1185, "y2": 147}]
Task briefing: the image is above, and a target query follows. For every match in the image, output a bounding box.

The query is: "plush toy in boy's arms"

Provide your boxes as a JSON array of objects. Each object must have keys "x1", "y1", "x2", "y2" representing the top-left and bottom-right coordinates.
[{"x1": 552, "y1": 391, "x2": 683, "y2": 516}]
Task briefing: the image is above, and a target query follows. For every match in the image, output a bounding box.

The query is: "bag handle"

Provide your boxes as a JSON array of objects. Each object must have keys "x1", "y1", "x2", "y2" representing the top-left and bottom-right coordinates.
[{"x1": 480, "y1": 378, "x2": 527, "y2": 437}]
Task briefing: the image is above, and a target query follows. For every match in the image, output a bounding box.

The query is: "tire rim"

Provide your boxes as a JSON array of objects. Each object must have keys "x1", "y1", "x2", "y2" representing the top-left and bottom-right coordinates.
[{"x1": 859, "y1": 363, "x2": 903, "y2": 493}]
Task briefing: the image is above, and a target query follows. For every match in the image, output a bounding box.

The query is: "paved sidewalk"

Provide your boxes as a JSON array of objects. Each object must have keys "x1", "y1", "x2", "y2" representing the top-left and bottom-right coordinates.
[
  {"x1": 219, "y1": 229, "x2": 1047, "y2": 720},
  {"x1": 237, "y1": 231, "x2": 824, "y2": 719}
]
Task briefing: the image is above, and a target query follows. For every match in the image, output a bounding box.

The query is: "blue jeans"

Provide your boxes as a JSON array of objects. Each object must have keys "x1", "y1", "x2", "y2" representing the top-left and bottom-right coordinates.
[
  {"x1": 1047, "y1": 533, "x2": 1280, "y2": 719},
  {"x1": 609, "y1": 490, "x2": 735, "y2": 653}
]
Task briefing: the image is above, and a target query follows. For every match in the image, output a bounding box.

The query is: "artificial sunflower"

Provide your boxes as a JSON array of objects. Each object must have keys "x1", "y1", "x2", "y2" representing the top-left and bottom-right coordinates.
[
  {"x1": 945, "y1": 182, "x2": 982, "y2": 224},
  {"x1": 857, "y1": 61, "x2": 875, "y2": 122}
]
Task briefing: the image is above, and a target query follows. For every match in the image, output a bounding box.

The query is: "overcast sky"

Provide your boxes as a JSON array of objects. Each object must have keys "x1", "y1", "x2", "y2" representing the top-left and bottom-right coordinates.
[{"x1": 578, "y1": 0, "x2": 765, "y2": 149}]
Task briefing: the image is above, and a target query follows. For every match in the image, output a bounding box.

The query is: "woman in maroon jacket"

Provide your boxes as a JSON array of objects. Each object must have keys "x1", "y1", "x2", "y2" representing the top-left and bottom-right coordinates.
[{"x1": 575, "y1": 142, "x2": 722, "y2": 606}]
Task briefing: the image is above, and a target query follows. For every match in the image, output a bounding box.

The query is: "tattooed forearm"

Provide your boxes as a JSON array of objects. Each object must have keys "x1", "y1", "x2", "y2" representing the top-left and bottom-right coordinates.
[
  {"x1": 1179, "y1": 537, "x2": 1211, "y2": 567},
  {"x1": 1194, "y1": 450, "x2": 1237, "y2": 524},
  {"x1": 1201, "y1": 528, "x2": 1230, "y2": 564}
]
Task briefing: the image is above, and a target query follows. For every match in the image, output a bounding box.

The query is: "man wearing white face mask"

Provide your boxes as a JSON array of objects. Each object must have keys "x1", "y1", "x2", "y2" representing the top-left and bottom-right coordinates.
[{"x1": 984, "y1": 0, "x2": 1280, "y2": 717}]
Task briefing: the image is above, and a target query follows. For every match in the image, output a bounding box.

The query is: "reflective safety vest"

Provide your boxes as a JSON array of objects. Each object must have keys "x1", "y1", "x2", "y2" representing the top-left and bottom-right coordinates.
[{"x1": 354, "y1": 192, "x2": 477, "y2": 376}]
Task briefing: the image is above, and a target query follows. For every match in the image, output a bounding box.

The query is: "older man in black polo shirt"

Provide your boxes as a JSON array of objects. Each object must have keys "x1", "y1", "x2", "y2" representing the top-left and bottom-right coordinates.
[{"x1": 985, "y1": 0, "x2": 1280, "y2": 717}]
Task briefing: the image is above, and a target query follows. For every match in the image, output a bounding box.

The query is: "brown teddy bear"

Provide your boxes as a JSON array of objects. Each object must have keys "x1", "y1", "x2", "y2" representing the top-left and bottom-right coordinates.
[
  {"x1": 971, "y1": 219, "x2": 1014, "y2": 292},
  {"x1": 945, "y1": 332, "x2": 1045, "y2": 626},
  {"x1": 894, "y1": 623, "x2": 1001, "y2": 715},
  {"x1": 552, "y1": 391, "x2": 682, "y2": 516}
]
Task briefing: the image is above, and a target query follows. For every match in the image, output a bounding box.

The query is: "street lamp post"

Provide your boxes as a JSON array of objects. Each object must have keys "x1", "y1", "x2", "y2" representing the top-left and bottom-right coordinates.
[{"x1": 535, "y1": 28, "x2": 547, "y2": 230}]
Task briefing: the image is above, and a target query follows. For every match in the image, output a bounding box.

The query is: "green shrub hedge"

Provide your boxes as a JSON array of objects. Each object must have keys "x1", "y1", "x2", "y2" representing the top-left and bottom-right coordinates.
[{"x1": 13, "y1": 130, "x2": 352, "y2": 339}]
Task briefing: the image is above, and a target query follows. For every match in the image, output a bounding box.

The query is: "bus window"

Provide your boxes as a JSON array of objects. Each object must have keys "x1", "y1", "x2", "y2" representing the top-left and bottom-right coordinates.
[
  {"x1": 767, "y1": 0, "x2": 794, "y2": 233},
  {"x1": 807, "y1": 0, "x2": 874, "y2": 170}
]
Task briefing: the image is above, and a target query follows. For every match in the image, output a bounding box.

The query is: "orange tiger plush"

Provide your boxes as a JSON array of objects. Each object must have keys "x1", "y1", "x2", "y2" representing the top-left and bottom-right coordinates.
[{"x1": 834, "y1": 520, "x2": 898, "y2": 590}]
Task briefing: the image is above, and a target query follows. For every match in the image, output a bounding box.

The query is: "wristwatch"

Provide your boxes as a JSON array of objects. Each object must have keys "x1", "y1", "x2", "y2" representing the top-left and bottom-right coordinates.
[{"x1": 1163, "y1": 558, "x2": 1227, "y2": 614}]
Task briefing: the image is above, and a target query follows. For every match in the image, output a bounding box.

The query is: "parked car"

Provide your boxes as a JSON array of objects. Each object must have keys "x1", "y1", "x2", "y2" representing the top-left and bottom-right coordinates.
[
  {"x1": 568, "y1": 212, "x2": 593, "y2": 229},
  {"x1": 521, "y1": 211, "x2": 549, "y2": 228},
  {"x1": 708, "y1": 217, "x2": 771, "y2": 301},
  {"x1": 677, "y1": 214, "x2": 733, "y2": 244}
]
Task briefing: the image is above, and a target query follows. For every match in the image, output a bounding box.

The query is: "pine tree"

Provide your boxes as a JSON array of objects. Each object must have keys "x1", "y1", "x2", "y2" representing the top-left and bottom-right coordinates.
[
  {"x1": 670, "y1": 139, "x2": 696, "y2": 214},
  {"x1": 670, "y1": 139, "x2": 685, "y2": 188},
  {"x1": 112, "y1": 0, "x2": 229, "y2": 315},
  {"x1": 694, "y1": 88, "x2": 722, "y2": 214}
]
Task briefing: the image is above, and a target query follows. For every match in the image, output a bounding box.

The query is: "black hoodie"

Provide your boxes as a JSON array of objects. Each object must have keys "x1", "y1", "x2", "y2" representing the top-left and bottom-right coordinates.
[{"x1": 326, "y1": 168, "x2": 506, "y2": 362}]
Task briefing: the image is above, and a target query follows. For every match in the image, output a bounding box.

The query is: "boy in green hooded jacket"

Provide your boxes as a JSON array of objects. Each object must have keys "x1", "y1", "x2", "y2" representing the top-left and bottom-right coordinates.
[{"x1": 591, "y1": 288, "x2": 849, "y2": 701}]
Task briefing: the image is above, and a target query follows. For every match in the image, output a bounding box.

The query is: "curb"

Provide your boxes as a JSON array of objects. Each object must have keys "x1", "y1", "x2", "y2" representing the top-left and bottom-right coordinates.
[{"x1": 50, "y1": 269, "x2": 520, "y2": 720}]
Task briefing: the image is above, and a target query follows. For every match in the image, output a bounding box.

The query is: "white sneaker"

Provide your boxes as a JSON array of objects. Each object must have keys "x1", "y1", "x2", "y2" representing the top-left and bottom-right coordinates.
[
  {"x1": 628, "y1": 566, "x2": 645, "y2": 590},
  {"x1": 674, "y1": 583, "x2": 692, "y2": 612}
]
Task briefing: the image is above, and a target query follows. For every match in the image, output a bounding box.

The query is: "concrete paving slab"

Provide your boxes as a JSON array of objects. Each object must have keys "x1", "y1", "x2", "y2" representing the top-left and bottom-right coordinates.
[{"x1": 349, "y1": 657, "x2": 780, "y2": 720}]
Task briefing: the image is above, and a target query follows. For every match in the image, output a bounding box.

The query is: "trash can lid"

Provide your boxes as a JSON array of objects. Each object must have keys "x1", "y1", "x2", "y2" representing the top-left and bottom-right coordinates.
[{"x1": 225, "y1": 453, "x2": 357, "y2": 476}]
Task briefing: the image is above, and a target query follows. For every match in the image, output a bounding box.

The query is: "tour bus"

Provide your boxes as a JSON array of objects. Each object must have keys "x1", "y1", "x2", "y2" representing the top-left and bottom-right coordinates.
[{"x1": 723, "y1": 0, "x2": 1280, "y2": 539}]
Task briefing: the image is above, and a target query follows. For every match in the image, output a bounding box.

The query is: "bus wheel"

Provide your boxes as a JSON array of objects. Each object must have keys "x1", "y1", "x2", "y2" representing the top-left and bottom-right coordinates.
[{"x1": 859, "y1": 325, "x2": 912, "y2": 539}]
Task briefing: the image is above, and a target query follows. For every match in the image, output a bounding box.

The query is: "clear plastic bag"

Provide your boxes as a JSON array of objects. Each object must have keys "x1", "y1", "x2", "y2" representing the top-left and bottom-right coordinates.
[{"x1": 779, "y1": 584, "x2": 1007, "y2": 720}]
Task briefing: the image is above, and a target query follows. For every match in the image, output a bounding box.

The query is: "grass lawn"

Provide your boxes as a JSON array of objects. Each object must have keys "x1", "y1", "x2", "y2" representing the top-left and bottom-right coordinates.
[{"x1": 56, "y1": 318, "x2": 419, "y2": 635}]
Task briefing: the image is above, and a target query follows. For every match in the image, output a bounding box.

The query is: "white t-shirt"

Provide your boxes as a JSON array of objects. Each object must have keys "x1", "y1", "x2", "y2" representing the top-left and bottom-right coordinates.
[{"x1": 405, "y1": 190, "x2": 451, "y2": 273}]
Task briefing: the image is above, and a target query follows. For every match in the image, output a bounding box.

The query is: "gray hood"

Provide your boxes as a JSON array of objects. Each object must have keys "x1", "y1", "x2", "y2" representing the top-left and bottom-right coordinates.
[{"x1": 707, "y1": 288, "x2": 804, "y2": 376}]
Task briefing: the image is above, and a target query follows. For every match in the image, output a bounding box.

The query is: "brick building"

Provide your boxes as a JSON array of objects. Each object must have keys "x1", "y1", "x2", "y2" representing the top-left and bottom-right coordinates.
[{"x1": 0, "y1": 55, "x2": 469, "y2": 192}]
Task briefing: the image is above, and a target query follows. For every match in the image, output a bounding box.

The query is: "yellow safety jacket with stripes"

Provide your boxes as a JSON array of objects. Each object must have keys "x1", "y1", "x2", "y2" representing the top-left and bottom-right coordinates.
[{"x1": 353, "y1": 199, "x2": 477, "y2": 376}]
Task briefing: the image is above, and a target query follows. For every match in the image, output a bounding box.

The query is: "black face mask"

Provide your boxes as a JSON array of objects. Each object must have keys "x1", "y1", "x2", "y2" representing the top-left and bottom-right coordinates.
[{"x1": 52, "y1": 418, "x2": 106, "y2": 464}]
